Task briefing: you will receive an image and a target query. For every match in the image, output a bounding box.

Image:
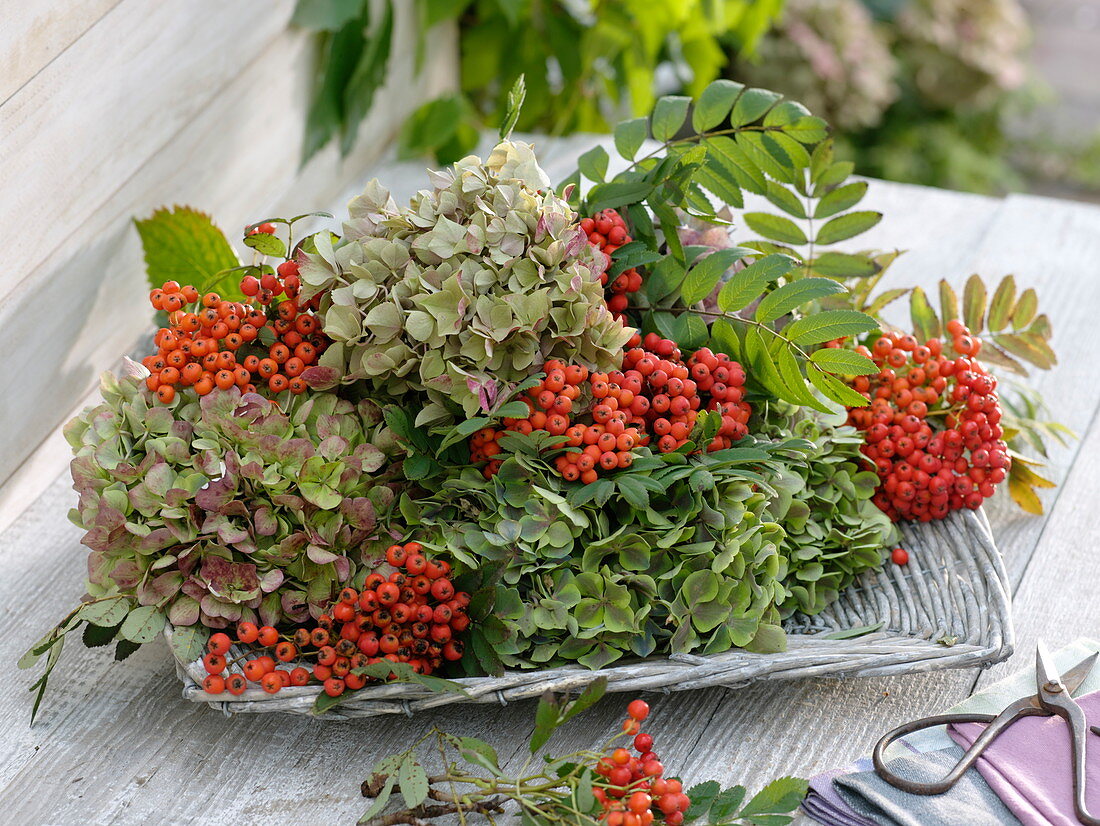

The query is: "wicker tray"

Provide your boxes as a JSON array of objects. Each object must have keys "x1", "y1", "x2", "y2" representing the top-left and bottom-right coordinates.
[{"x1": 167, "y1": 508, "x2": 1013, "y2": 719}]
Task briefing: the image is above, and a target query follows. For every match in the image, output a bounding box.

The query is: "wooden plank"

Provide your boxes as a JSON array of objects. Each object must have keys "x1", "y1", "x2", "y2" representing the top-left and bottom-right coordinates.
[
  {"x1": 0, "y1": 0, "x2": 295, "y2": 299},
  {"x1": 0, "y1": 0, "x2": 122, "y2": 104},
  {"x1": 0, "y1": 5, "x2": 457, "y2": 485}
]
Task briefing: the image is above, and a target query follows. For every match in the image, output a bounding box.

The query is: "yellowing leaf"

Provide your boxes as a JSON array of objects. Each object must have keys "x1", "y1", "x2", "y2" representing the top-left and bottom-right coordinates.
[{"x1": 962, "y1": 274, "x2": 987, "y2": 332}]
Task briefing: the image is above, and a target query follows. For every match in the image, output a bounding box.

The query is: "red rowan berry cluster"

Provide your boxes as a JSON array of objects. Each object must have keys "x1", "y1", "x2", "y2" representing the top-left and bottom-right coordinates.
[
  {"x1": 846, "y1": 321, "x2": 1010, "y2": 522},
  {"x1": 470, "y1": 333, "x2": 752, "y2": 484},
  {"x1": 143, "y1": 260, "x2": 326, "y2": 403},
  {"x1": 581, "y1": 209, "x2": 644, "y2": 320},
  {"x1": 593, "y1": 700, "x2": 692, "y2": 826},
  {"x1": 470, "y1": 357, "x2": 649, "y2": 483},
  {"x1": 197, "y1": 542, "x2": 470, "y2": 698}
]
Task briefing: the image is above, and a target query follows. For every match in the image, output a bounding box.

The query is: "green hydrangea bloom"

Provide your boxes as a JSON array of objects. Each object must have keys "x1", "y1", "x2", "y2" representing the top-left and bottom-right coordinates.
[
  {"x1": 300, "y1": 139, "x2": 633, "y2": 423},
  {"x1": 759, "y1": 403, "x2": 899, "y2": 616},
  {"x1": 64, "y1": 370, "x2": 397, "y2": 629}
]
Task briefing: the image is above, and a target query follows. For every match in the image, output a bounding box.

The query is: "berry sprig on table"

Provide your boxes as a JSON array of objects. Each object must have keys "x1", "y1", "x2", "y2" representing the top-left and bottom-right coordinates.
[
  {"x1": 142, "y1": 259, "x2": 326, "y2": 402},
  {"x1": 470, "y1": 333, "x2": 751, "y2": 484},
  {"x1": 593, "y1": 700, "x2": 691, "y2": 826},
  {"x1": 846, "y1": 321, "x2": 1010, "y2": 522},
  {"x1": 355, "y1": 685, "x2": 805, "y2": 825},
  {"x1": 197, "y1": 542, "x2": 470, "y2": 699}
]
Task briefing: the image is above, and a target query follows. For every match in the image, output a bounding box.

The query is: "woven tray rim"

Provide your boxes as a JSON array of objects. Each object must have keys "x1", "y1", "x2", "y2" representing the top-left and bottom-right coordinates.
[{"x1": 167, "y1": 507, "x2": 1013, "y2": 719}]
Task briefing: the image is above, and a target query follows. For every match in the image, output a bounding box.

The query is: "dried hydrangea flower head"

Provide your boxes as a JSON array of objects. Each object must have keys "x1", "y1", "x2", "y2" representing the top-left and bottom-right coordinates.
[{"x1": 300, "y1": 139, "x2": 633, "y2": 422}]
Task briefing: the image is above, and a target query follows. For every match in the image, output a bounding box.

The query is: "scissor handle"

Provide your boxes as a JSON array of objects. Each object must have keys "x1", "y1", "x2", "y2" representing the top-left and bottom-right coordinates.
[
  {"x1": 873, "y1": 696, "x2": 1042, "y2": 795},
  {"x1": 1042, "y1": 692, "x2": 1100, "y2": 826}
]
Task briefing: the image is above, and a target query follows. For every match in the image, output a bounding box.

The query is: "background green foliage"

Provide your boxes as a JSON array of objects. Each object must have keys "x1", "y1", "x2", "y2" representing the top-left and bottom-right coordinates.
[
  {"x1": 295, "y1": 0, "x2": 1100, "y2": 199},
  {"x1": 295, "y1": 0, "x2": 785, "y2": 164}
]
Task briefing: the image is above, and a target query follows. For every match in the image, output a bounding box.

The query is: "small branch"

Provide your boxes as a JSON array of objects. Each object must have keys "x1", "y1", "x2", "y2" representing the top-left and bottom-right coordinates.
[{"x1": 364, "y1": 798, "x2": 506, "y2": 826}]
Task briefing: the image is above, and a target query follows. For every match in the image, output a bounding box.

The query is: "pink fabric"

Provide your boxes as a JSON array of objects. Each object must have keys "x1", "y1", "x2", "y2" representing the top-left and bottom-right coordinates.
[{"x1": 947, "y1": 691, "x2": 1100, "y2": 826}]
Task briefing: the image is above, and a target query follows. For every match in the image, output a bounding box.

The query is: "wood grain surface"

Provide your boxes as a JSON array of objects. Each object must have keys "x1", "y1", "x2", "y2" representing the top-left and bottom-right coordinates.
[
  {"x1": 0, "y1": 1, "x2": 456, "y2": 486},
  {"x1": 3, "y1": 139, "x2": 1099, "y2": 825}
]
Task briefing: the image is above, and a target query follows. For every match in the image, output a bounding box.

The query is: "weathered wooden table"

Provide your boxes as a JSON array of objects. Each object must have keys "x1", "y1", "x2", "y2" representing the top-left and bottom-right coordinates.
[{"x1": 3, "y1": 136, "x2": 1100, "y2": 825}]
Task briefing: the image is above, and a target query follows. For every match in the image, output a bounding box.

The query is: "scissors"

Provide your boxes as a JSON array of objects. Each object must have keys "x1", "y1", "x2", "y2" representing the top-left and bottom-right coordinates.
[{"x1": 873, "y1": 641, "x2": 1100, "y2": 825}]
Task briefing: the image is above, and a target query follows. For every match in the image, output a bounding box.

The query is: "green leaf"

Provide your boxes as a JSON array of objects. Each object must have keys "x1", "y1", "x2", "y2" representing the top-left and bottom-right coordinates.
[
  {"x1": 114, "y1": 639, "x2": 141, "y2": 661},
  {"x1": 812, "y1": 160, "x2": 854, "y2": 195},
  {"x1": 531, "y1": 701, "x2": 568, "y2": 757},
  {"x1": 682, "y1": 247, "x2": 751, "y2": 305},
  {"x1": 814, "y1": 181, "x2": 868, "y2": 219},
  {"x1": 350, "y1": 661, "x2": 470, "y2": 697},
  {"x1": 19, "y1": 628, "x2": 58, "y2": 670},
  {"x1": 764, "y1": 181, "x2": 806, "y2": 218},
  {"x1": 756, "y1": 278, "x2": 844, "y2": 323},
  {"x1": 398, "y1": 757, "x2": 430, "y2": 809},
  {"x1": 743, "y1": 213, "x2": 807, "y2": 246},
  {"x1": 243, "y1": 231, "x2": 287, "y2": 258},
  {"x1": 499, "y1": 73, "x2": 526, "y2": 140},
  {"x1": 614, "y1": 117, "x2": 649, "y2": 161},
  {"x1": 578, "y1": 144, "x2": 609, "y2": 182},
  {"x1": 707, "y1": 136, "x2": 767, "y2": 195},
  {"x1": 339, "y1": 0, "x2": 394, "y2": 155},
  {"x1": 436, "y1": 416, "x2": 492, "y2": 453},
  {"x1": 693, "y1": 79, "x2": 744, "y2": 131},
  {"x1": 302, "y1": 14, "x2": 369, "y2": 162},
  {"x1": 963, "y1": 274, "x2": 987, "y2": 332},
  {"x1": 806, "y1": 364, "x2": 870, "y2": 408},
  {"x1": 685, "y1": 780, "x2": 721, "y2": 820},
  {"x1": 133, "y1": 207, "x2": 240, "y2": 294},
  {"x1": 168, "y1": 623, "x2": 210, "y2": 663},
  {"x1": 785, "y1": 309, "x2": 879, "y2": 346},
  {"x1": 822, "y1": 621, "x2": 884, "y2": 640},
  {"x1": 745, "y1": 328, "x2": 790, "y2": 402},
  {"x1": 940, "y1": 279, "x2": 960, "y2": 325},
  {"x1": 291, "y1": 0, "x2": 367, "y2": 31},
  {"x1": 78, "y1": 599, "x2": 131, "y2": 628},
  {"x1": 717, "y1": 253, "x2": 797, "y2": 313},
  {"x1": 909, "y1": 286, "x2": 941, "y2": 340},
  {"x1": 560, "y1": 677, "x2": 607, "y2": 724},
  {"x1": 738, "y1": 776, "x2": 809, "y2": 818},
  {"x1": 609, "y1": 241, "x2": 662, "y2": 276},
  {"x1": 587, "y1": 181, "x2": 654, "y2": 213},
  {"x1": 652, "y1": 96, "x2": 691, "y2": 141},
  {"x1": 810, "y1": 251, "x2": 877, "y2": 279},
  {"x1": 710, "y1": 785, "x2": 749, "y2": 820},
  {"x1": 119, "y1": 606, "x2": 165, "y2": 644},
  {"x1": 813, "y1": 211, "x2": 881, "y2": 246},
  {"x1": 809, "y1": 348, "x2": 878, "y2": 375},
  {"x1": 82, "y1": 622, "x2": 120, "y2": 649},
  {"x1": 987, "y1": 275, "x2": 1016, "y2": 332},
  {"x1": 866, "y1": 287, "x2": 909, "y2": 316},
  {"x1": 452, "y1": 735, "x2": 501, "y2": 774},
  {"x1": 730, "y1": 87, "x2": 779, "y2": 125},
  {"x1": 786, "y1": 115, "x2": 828, "y2": 144},
  {"x1": 776, "y1": 346, "x2": 828, "y2": 411}
]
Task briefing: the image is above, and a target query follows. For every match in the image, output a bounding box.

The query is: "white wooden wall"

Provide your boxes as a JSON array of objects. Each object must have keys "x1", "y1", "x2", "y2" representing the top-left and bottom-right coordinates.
[{"x1": 0, "y1": 1, "x2": 456, "y2": 488}]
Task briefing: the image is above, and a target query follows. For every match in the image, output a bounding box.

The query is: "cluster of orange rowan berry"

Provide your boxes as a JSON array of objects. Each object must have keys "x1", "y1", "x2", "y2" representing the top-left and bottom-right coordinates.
[
  {"x1": 198, "y1": 542, "x2": 470, "y2": 698},
  {"x1": 582, "y1": 209, "x2": 643, "y2": 320},
  {"x1": 470, "y1": 333, "x2": 752, "y2": 484},
  {"x1": 142, "y1": 261, "x2": 326, "y2": 403},
  {"x1": 846, "y1": 321, "x2": 1010, "y2": 522},
  {"x1": 593, "y1": 700, "x2": 692, "y2": 826}
]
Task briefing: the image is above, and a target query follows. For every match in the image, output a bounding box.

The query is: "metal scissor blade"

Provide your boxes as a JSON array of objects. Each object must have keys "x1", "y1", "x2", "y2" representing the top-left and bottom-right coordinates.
[
  {"x1": 1062, "y1": 652, "x2": 1099, "y2": 696},
  {"x1": 1036, "y1": 640, "x2": 1064, "y2": 690}
]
